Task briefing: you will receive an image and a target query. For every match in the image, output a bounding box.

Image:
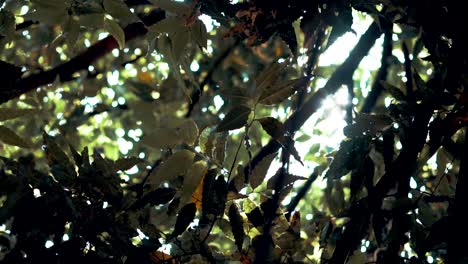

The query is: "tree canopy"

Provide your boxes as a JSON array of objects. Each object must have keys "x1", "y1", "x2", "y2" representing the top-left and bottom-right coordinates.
[{"x1": 0, "y1": 0, "x2": 467, "y2": 263}]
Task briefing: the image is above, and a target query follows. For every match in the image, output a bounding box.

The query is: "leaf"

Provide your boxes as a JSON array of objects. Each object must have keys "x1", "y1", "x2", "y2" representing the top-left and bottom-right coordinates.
[
  {"x1": 104, "y1": 18, "x2": 125, "y2": 49},
  {"x1": 213, "y1": 132, "x2": 228, "y2": 165},
  {"x1": 0, "y1": 125, "x2": 32, "y2": 148},
  {"x1": 250, "y1": 152, "x2": 276, "y2": 189},
  {"x1": 180, "y1": 161, "x2": 208, "y2": 204},
  {"x1": 380, "y1": 80, "x2": 406, "y2": 101},
  {"x1": 149, "y1": 0, "x2": 191, "y2": 15},
  {"x1": 325, "y1": 137, "x2": 370, "y2": 179},
  {"x1": 0, "y1": 10, "x2": 15, "y2": 39},
  {"x1": 26, "y1": 0, "x2": 70, "y2": 25},
  {"x1": 0, "y1": 108, "x2": 37, "y2": 122},
  {"x1": 258, "y1": 117, "x2": 287, "y2": 141},
  {"x1": 258, "y1": 78, "x2": 302, "y2": 105},
  {"x1": 190, "y1": 19, "x2": 208, "y2": 49},
  {"x1": 170, "y1": 28, "x2": 190, "y2": 62},
  {"x1": 343, "y1": 113, "x2": 393, "y2": 137},
  {"x1": 103, "y1": 0, "x2": 139, "y2": 26},
  {"x1": 142, "y1": 118, "x2": 199, "y2": 149},
  {"x1": 199, "y1": 126, "x2": 216, "y2": 157},
  {"x1": 216, "y1": 105, "x2": 251, "y2": 132},
  {"x1": 113, "y1": 157, "x2": 142, "y2": 172},
  {"x1": 266, "y1": 173, "x2": 307, "y2": 190},
  {"x1": 255, "y1": 63, "x2": 284, "y2": 95},
  {"x1": 171, "y1": 202, "x2": 197, "y2": 238},
  {"x1": 130, "y1": 188, "x2": 177, "y2": 210},
  {"x1": 43, "y1": 133, "x2": 77, "y2": 185},
  {"x1": 228, "y1": 203, "x2": 246, "y2": 252},
  {"x1": 148, "y1": 150, "x2": 195, "y2": 187}
]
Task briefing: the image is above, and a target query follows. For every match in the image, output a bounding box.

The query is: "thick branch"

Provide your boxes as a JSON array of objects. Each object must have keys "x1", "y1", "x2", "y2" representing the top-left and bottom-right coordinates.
[
  {"x1": 361, "y1": 31, "x2": 393, "y2": 113},
  {"x1": 0, "y1": 9, "x2": 165, "y2": 105},
  {"x1": 244, "y1": 22, "x2": 383, "y2": 177}
]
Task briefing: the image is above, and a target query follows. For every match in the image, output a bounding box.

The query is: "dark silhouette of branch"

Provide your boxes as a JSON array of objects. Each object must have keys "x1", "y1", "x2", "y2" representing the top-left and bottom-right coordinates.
[
  {"x1": 285, "y1": 169, "x2": 319, "y2": 220},
  {"x1": 244, "y1": 21, "x2": 384, "y2": 178},
  {"x1": 0, "y1": 9, "x2": 165, "y2": 106},
  {"x1": 361, "y1": 31, "x2": 393, "y2": 113},
  {"x1": 448, "y1": 129, "x2": 468, "y2": 263},
  {"x1": 402, "y1": 41, "x2": 413, "y2": 98}
]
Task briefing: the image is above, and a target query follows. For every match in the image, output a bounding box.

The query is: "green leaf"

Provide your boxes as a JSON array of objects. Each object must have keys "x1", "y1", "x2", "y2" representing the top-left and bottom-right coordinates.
[
  {"x1": 142, "y1": 118, "x2": 199, "y2": 149},
  {"x1": 0, "y1": 10, "x2": 15, "y2": 39},
  {"x1": 190, "y1": 19, "x2": 208, "y2": 49},
  {"x1": 170, "y1": 28, "x2": 190, "y2": 62},
  {"x1": 0, "y1": 125, "x2": 32, "y2": 148},
  {"x1": 258, "y1": 78, "x2": 302, "y2": 105},
  {"x1": 0, "y1": 108, "x2": 37, "y2": 122},
  {"x1": 148, "y1": 150, "x2": 195, "y2": 187},
  {"x1": 103, "y1": 0, "x2": 140, "y2": 26},
  {"x1": 216, "y1": 105, "x2": 251, "y2": 132},
  {"x1": 150, "y1": 0, "x2": 191, "y2": 15},
  {"x1": 43, "y1": 133, "x2": 77, "y2": 185},
  {"x1": 26, "y1": 0, "x2": 70, "y2": 25},
  {"x1": 250, "y1": 152, "x2": 276, "y2": 189},
  {"x1": 104, "y1": 18, "x2": 125, "y2": 49}
]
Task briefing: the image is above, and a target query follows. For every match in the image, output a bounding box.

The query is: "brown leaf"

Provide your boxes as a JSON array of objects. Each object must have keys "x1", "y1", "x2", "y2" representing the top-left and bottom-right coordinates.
[
  {"x1": 171, "y1": 202, "x2": 197, "y2": 238},
  {"x1": 216, "y1": 105, "x2": 251, "y2": 132},
  {"x1": 250, "y1": 152, "x2": 276, "y2": 189},
  {"x1": 228, "y1": 203, "x2": 246, "y2": 252}
]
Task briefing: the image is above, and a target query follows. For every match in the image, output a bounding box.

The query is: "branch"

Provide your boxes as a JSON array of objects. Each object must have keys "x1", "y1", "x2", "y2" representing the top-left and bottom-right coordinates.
[
  {"x1": 0, "y1": 9, "x2": 165, "y2": 105},
  {"x1": 244, "y1": 21, "x2": 384, "y2": 177},
  {"x1": 448, "y1": 128, "x2": 468, "y2": 262},
  {"x1": 361, "y1": 31, "x2": 393, "y2": 113}
]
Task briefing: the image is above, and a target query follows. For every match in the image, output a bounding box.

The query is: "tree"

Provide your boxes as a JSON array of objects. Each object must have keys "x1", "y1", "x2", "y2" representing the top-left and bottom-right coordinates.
[{"x1": 0, "y1": 0, "x2": 467, "y2": 263}]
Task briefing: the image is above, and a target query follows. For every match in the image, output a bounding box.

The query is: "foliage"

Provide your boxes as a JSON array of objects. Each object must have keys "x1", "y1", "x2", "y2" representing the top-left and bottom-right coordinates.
[{"x1": 1, "y1": 0, "x2": 467, "y2": 263}]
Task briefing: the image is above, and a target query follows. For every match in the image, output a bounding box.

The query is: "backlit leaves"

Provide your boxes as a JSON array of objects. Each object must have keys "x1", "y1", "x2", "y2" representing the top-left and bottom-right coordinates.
[
  {"x1": 216, "y1": 105, "x2": 251, "y2": 132},
  {"x1": 148, "y1": 150, "x2": 195, "y2": 187},
  {"x1": 142, "y1": 118, "x2": 199, "y2": 149},
  {"x1": 0, "y1": 126, "x2": 32, "y2": 148},
  {"x1": 0, "y1": 108, "x2": 37, "y2": 122},
  {"x1": 250, "y1": 152, "x2": 276, "y2": 189},
  {"x1": 104, "y1": 18, "x2": 125, "y2": 49}
]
